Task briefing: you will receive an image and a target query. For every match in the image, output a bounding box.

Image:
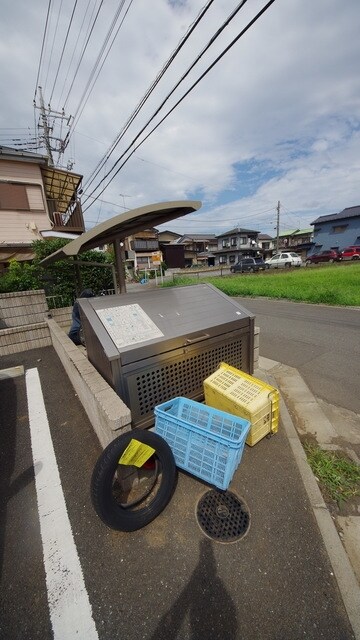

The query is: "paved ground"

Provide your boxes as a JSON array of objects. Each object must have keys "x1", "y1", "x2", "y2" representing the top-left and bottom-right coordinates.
[{"x1": 1, "y1": 346, "x2": 358, "y2": 639}]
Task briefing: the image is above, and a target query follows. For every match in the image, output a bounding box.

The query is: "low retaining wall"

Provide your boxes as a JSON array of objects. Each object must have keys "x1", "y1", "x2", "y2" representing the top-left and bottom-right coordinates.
[
  {"x1": 0, "y1": 290, "x2": 52, "y2": 356},
  {"x1": 46, "y1": 318, "x2": 132, "y2": 448}
]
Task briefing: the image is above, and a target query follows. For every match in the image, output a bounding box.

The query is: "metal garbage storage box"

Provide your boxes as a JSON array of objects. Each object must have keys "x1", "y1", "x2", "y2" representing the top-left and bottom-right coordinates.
[{"x1": 78, "y1": 283, "x2": 254, "y2": 429}]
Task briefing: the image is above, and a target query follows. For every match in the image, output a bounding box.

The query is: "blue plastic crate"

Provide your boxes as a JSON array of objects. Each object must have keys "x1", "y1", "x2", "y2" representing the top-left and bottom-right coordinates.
[{"x1": 154, "y1": 397, "x2": 251, "y2": 490}]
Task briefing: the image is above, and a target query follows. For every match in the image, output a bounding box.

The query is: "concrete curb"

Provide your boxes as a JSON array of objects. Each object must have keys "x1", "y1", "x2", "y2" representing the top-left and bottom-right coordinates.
[
  {"x1": 258, "y1": 358, "x2": 360, "y2": 639},
  {"x1": 46, "y1": 318, "x2": 132, "y2": 448}
]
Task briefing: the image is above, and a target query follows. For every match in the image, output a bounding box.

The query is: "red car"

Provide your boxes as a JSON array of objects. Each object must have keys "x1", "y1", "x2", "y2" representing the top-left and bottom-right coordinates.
[
  {"x1": 340, "y1": 246, "x2": 360, "y2": 261},
  {"x1": 305, "y1": 250, "x2": 342, "y2": 265}
]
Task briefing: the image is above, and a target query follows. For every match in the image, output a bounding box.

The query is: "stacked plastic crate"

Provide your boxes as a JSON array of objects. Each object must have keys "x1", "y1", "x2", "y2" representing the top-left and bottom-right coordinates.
[{"x1": 204, "y1": 362, "x2": 279, "y2": 446}]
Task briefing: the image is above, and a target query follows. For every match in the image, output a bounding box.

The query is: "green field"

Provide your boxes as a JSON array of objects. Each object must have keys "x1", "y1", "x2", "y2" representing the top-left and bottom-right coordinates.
[{"x1": 166, "y1": 263, "x2": 360, "y2": 306}]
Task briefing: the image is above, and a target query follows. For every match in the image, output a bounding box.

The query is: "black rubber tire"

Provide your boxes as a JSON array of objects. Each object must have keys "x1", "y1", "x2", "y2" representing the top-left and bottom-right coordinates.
[
  {"x1": 285, "y1": 262, "x2": 291, "y2": 268},
  {"x1": 91, "y1": 430, "x2": 176, "y2": 531}
]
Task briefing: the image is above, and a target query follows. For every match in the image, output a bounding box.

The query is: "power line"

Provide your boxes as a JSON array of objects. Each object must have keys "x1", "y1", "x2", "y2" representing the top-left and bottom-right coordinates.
[
  {"x1": 34, "y1": 0, "x2": 53, "y2": 101},
  {"x1": 81, "y1": 0, "x2": 216, "y2": 192},
  {"x1": 61, "y1": 0, "x2": 105, "y2": 111},
  {"x1": 67, "y1": 0, "x2": 130, "y2": 130},
  {"x1": 49, "y1": 0, "x2": 79, "y2": 105},
  {"x1": 82, "y1": 0, "x2": 245, "y2": 198},
  {"x1": 83, "y1": 0, "x2": 276, "y2": 212},
  {"x1": 43, "y1": 0, "x2": 64, "y2": 96},
  {"x1": 56, "y1": 0, "x2": 96, "y2": 111}
]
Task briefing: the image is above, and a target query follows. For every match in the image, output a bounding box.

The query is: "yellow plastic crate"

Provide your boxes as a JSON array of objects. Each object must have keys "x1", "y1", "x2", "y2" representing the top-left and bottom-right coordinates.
[{"x1": 204, "y1": 362, "x2": 279, "y2": 446}]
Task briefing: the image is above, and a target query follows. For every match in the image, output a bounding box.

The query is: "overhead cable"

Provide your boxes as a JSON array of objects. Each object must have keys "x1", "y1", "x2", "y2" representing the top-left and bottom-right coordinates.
[
  {"x1": 49, "y1": 0, "x2": 79, "y2": 105},
  {"x1": 82, "y1": 0, "x2": 251, "y2": 207},
  {"x1": 56, "y1": 0, "x2": 95, "y2": 110},
  {"x1": 61, "y1": 0, "x2": 105, "y2": 110},
  {"x1": 34, "y1": 0, "x2": 53, "y2": 102},
  {"x1": 82, "y1": 0, "x2": 215, "y2": 192},
  {"x1": 67, "y1": 0, "x2": 129, "y2": 122},
  {"x1": 83, "y1": 0, "x2": 276, "y2": 212}
]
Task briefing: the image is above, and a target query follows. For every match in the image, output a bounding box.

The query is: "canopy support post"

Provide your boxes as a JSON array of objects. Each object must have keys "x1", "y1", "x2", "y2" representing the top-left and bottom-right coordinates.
[{"x1": 113, "y1": 236, "x2": 126, "y2": 294}]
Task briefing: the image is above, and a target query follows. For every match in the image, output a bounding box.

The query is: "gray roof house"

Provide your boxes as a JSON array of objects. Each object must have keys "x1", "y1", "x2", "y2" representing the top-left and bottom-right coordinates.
[{"x1": 310, "y1": 205, "x2": 360, "y2": 254}]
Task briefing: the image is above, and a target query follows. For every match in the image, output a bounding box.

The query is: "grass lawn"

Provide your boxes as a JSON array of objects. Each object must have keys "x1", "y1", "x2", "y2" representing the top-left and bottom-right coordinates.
[{"x1": 167, "y1": 263, "x2": 360, "y2": 306}]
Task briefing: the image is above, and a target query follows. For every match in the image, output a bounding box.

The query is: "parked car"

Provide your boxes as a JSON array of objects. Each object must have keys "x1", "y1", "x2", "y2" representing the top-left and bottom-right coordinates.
[
  {"x1": 305, "y1": 250, "x2": 342, "y2": 265},
  {"x1": 254, "y1": 257, "x2": 270, "y2": 270},
  {"x1": 230, "y1": 258, "x2": 262, "y2": 273},
  {"x1": 340, "y1": 246, "x2": 360, "y2": 261},
  {"x1": 265, "y1": 252, "x2": 302, "y2": 269}
]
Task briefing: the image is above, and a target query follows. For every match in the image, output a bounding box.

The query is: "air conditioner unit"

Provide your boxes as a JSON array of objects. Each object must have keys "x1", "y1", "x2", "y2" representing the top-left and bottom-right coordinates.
[{"x1": 225, "y1": 242, "x2": 230, "y2": 247}]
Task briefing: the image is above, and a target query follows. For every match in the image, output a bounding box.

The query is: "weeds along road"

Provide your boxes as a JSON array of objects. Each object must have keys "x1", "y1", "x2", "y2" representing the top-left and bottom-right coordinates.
[{"x1": 238, "y1": 297, "x2": 360, "y2": 414}]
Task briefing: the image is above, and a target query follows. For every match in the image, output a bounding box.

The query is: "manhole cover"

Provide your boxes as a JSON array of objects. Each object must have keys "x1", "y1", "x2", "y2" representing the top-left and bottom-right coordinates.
[{"x1": 196, "y1": 490, "x2": 250, "y2": 543}]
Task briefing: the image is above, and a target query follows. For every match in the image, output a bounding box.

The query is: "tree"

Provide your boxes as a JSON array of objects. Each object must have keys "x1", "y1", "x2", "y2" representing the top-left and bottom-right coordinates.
[{"x1": 0, "y1": 238, "x2": 115, "y2": 306}]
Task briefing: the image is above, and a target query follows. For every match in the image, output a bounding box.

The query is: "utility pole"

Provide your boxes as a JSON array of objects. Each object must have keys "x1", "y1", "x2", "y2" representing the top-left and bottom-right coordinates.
[
  {"x1": 34, "y1": 86, "x2": 72, "y2": 167},
  {"x1": 38, "y1": 86, "x2": 54, "y2": 166},
  {"x1": 276, "y1": 200, "x2": 280, "y2": 251}
]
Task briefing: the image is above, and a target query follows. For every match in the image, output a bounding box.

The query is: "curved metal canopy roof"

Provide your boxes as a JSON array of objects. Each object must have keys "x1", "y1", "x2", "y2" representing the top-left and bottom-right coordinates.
[{"x1": 40, "y1": 200, "x2": 201, "y2": 265}]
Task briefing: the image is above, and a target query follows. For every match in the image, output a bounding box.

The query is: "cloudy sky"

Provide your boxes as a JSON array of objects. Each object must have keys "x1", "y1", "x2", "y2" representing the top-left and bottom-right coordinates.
[{"x1": 1, "y1": 0, "x2": 359, "y2": 236}]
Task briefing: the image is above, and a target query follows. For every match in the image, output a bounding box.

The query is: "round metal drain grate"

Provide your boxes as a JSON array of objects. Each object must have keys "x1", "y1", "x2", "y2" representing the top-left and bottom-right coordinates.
[{"x1": 196, "y1": 490, "x2": 250, "y2": 543}]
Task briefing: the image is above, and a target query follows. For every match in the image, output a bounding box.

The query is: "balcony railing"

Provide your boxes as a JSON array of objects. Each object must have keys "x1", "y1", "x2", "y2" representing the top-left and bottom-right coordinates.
[
  {"x1": 133, "y1": 240, "x2": 159, "y2": 251},
  {"x1": 48, "y1": 199, "x2": 85, "y2": 233}
]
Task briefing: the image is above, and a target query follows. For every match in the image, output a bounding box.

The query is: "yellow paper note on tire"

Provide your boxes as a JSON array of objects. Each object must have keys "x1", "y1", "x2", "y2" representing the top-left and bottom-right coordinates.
[{"x1": 119, "y1": 439, "x2": 155, "y2": 467}]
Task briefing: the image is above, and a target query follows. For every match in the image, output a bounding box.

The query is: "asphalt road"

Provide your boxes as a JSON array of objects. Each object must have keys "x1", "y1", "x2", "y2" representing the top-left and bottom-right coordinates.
[{"x1": 238, "y1": 297, "x2": 360, "y2": 415}]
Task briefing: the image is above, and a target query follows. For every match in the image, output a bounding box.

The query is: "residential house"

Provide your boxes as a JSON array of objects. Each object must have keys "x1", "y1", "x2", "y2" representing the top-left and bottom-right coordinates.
[
  {"x1": 277, "y1": 228, "x2": 314, "y2": 260},
  {"x1": 0, "y1": 146, "x2": 85, "y2": 270},
  {"x1": 309, "y1": 206, "x2": 360, "y2": 254},
  {"x1": 173, "y1": 233, "x2": 217, "y2": 268},
  {"x1": 257, "y1": 233, "x2": 274, "y2": 260},
  {"x1": 215, "y1": 228, "x2": 261, "y2": 267},
  {"x1": 125, "y1": 228, "x2": 160, "y2": 274},
  {"x1": 157, "y1": 229, "x2": 182, "y2": 244}
]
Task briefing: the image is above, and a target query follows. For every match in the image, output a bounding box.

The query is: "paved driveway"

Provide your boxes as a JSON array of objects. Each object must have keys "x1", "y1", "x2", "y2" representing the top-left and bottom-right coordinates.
[{"x1": 0, "y1": 346, "x2": 355, "y2": 639}]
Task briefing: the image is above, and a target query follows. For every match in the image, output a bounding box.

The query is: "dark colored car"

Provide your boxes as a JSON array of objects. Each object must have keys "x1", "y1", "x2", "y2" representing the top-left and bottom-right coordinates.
[
  {"x1": 254, "y1": 257, "x2": 270, "y2": 270},
  {"x1": 340, "y1": 246, "x2": 360, "y2": 261},
  {"x1": 230, "y1": 258, "x2": 262, "y2": 273},
  {"x1": 305, "y1": 250, "x2": 342, "y2": 265}
]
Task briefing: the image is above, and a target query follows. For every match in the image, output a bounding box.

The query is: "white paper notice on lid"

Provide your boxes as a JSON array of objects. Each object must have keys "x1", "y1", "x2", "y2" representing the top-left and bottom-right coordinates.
[{"x1": 96, "y1": 304, "x2": 164, "y2": 348}]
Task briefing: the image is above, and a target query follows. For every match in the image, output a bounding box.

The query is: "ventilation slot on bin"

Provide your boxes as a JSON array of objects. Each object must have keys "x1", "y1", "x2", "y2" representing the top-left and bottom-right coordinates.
[{"x1": 131, "y1": 338, "x2": 246, "y2": 420}]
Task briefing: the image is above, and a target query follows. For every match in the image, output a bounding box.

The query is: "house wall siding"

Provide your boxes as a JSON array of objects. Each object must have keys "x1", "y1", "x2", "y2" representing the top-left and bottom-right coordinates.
[
  {"x1": 311, "y1": 217, "x2": 360, "y2": 253},
  {"x1": 0, "y1": 160, "x2": 50, "y2": 243},
  {"x1": 0, "y1": 159, "x2": 44, "y2": 183}
]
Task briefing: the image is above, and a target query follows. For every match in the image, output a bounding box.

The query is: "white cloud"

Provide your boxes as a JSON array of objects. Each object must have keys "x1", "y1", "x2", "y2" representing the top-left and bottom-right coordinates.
[{"x1": 1, "y1": 0, "x2": 359, "y2": 236}]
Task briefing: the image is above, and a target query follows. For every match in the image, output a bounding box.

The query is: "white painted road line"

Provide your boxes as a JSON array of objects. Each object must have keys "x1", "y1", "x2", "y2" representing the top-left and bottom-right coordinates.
[{"x1": 26, "y1": 368, "x2": 99, "y2": 640}]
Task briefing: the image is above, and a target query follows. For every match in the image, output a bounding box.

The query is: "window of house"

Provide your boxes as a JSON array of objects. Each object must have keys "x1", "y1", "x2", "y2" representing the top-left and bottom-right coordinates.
[
  {"x1": 222, "y1": 238, "x2": 230, "y2": 248},
  {"x1": 229, "y1": 255, "x2": 236, "y2": 263},
  {"x1": 231, "y1": 237, "x2": 237, "y2": 246},
  {"x1": 219, "y1": 255, "x2": 227, "y2": 264},
  {"x1": 332, "y1": 225, "x2": 348, "y2": 233},
  {"x1": 262, "y1": 242, "x2": 270, "y2": 249},
  {"x1": 0, "y1": 183, "x2": 29, "y2": 210},
  {"x1": 239, "y1": 237, "x2": 247, "y2": 245}
]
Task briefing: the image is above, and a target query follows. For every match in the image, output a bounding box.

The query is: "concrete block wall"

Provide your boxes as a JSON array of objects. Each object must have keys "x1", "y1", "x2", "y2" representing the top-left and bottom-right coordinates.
[
  {"x1": 49, "y1": 306, "x2": 72, "y2": 330},
  {"x1": 0, "y1": 290, "x2": 52, "y2": 356},
  {"x1": 0, "y1": 322, "x2": 52, "y2": 355},
  {"x1": 46, "y1": 318, "x2": 132, "y2": 448},
  {"x1": 0, "y1": 290, "x2": 48, "y2": 327}
]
